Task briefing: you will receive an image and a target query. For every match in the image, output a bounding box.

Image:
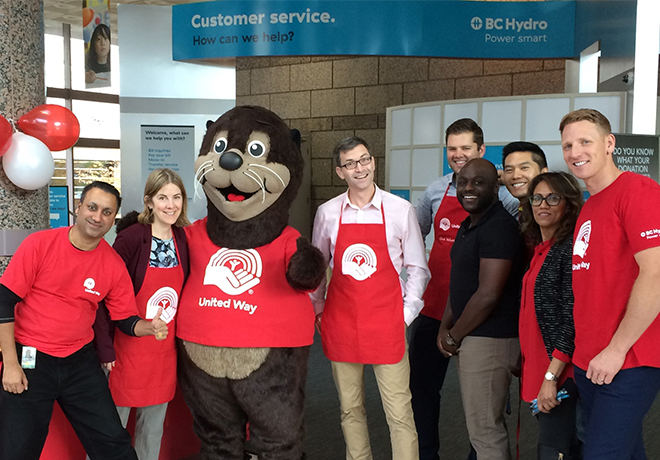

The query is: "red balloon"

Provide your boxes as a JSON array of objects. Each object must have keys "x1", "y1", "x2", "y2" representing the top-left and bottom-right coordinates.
[
  {"x1": 18, "y1": 104, "x2": 80, "y2": 151},
  {"x1": 0, "y1": 115, "x2": 12, "y2": 156},
  {"x1": 83, "y1": 8, "x2": 94, "y2": 28}
]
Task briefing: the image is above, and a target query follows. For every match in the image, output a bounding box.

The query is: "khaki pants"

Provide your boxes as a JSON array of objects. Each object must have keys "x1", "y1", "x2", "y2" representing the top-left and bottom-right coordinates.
[
  {"x1": 456, "y1": 336, "x2": 520, "y2": 460},
  {"x1": 331, "y1": 349, "x2": 419, "y2": 460}
]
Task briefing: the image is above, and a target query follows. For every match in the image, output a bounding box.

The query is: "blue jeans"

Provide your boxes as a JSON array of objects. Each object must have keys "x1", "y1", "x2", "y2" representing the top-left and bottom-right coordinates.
[{"x1": 575, "y1": 365, "x2": 660, "y2": 460}]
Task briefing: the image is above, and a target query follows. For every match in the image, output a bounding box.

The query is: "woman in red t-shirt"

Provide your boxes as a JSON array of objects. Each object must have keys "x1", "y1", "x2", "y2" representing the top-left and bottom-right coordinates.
[{"x1": 519, "y1": 172, "x2": 584, "y2": 460}]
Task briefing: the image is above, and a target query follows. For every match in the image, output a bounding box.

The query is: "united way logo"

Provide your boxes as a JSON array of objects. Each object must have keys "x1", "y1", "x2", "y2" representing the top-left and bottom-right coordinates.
[
  {"x1": 83, "y1": 277, "x2": 100, "y2": 296},
  {"x1": 342, "y1": 243, "x2": 377, "y2": 281},
  {"x1": 204, "y1": 248, "x2": 262, "y2": 295},
  {"x1": 574, "y1": 220, "x2": 591, "y2": 258},
  {"x1": 439, "y1": 217, "x2": 451, "y2": 231},
  {"x1": 146, "y1": 287, "x2": 178, "y2": 324}
]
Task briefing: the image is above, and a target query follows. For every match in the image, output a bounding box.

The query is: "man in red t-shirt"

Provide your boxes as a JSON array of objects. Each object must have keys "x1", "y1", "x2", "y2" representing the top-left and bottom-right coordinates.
[
  {"x1": 0, "y1": 181, "x2": 168, "y2": 460},
  {"x1": 561, "y1": 109, "x2": 660, "y2": 460}
]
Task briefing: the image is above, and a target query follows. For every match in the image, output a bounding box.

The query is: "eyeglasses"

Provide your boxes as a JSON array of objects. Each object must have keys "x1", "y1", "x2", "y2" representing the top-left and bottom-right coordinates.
[
  {"x1": 529, "y1": 193, "x2": 563, "y2": 207},
  {"x1": 340, "y1": 156, "x2": 372, "y2": 170}
]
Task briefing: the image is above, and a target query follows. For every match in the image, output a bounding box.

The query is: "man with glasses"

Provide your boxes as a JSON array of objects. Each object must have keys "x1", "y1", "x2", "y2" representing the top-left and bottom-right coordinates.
[{"x1": 311, "y1": 136, "x2": 430, "y2": 460}]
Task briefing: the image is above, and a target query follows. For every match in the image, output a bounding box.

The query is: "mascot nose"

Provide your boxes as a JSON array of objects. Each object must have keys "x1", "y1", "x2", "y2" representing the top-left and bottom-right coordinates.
[{"x1": 219, "y1": 151, "x2": 243, "y2": 171}]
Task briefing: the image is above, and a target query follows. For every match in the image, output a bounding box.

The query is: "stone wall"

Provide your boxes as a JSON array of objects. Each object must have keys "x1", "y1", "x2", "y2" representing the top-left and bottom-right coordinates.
[
  {"x1": 235, "y1": 56, "x2": 565, "y2": 213},
  {"x1": 0, "y1": 0, "x2": 48, "y2": 273}
]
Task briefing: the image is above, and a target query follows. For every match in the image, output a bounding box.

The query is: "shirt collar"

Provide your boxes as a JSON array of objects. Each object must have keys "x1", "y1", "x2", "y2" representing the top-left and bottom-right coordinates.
[
  {"x1": 462, "y1": 200, "x2": 504, "y2": 230},
  {"x1": 342, "y1": 184, "x2": 382, "y2": 211}
]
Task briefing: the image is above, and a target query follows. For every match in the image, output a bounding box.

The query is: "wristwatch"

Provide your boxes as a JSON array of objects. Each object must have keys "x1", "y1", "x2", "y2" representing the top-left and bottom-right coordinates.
[
  {"x1": 445, "y1": 332, "x2": 459, "y2": 347},
  {"x1": 544, "y1": 371, "x2": 558, "y2": 382}
]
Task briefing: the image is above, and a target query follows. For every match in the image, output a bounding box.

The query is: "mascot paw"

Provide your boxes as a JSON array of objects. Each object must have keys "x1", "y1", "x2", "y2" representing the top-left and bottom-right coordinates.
[{"x1": 286, "y1": 237, "x2": 326, "y2": 291}]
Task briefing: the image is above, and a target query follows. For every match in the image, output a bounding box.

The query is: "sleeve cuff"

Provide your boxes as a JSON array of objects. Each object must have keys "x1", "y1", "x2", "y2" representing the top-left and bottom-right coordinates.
[{"x1": 552, "y1": 349, "x2": 572, "y2": 363}]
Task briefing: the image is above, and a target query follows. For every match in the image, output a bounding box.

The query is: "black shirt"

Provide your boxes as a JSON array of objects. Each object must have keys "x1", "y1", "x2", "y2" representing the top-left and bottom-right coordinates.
[{"x1": 449, "y1": 201, "x2": 523, "y2": 338}]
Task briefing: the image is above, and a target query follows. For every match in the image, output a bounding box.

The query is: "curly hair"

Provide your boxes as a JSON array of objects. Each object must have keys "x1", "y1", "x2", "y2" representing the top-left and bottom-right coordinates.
[{"x1": 520, "y1": 172, "x2": 584, "y2": 245}]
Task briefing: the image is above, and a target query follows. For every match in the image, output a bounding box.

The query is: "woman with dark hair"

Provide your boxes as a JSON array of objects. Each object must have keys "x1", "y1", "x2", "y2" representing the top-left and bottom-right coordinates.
[
  {"x1": 85, "y1": 23, "x2": 111, "y2": 83},
  {"x1": 519, "y1": 172, "x2": 584, "y2": 460}
]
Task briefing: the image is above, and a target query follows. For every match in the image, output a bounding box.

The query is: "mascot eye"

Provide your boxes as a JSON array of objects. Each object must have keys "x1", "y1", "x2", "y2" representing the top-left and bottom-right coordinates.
[
  {"x1": 247, "y1": 140, "x2": 266, "y2": 158},
  {"x1": 214, "y1": 137, "x2": 228, "y2": 154}
]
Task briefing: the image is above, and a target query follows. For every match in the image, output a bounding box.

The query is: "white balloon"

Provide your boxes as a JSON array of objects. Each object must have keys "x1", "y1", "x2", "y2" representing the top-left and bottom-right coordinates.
[{"x1": 2, "y1": 132, "x2": 55, "y2": 190}]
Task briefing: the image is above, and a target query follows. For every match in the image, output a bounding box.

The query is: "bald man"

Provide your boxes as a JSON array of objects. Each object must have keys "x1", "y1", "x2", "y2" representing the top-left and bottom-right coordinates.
[{"x1": 437, "y1": 159, "x2": 524, "y2": 460}]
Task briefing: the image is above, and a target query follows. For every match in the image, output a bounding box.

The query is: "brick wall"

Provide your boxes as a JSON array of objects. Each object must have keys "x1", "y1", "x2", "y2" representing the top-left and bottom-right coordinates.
[{"x1": 235, "y1": 56, "x2": 565, "y2": 211}]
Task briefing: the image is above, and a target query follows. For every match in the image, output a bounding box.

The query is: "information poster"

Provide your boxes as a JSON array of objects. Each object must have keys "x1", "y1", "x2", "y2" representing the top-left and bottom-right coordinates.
[
  {"x1": 49, "y1": 186, "x2": 70, "y2": 229},
  {"x1": 613, "y1": 133, "x2": 660, "y2": 182},
  {"x1": 141, "y1": 124, "x2": 195, "y2": 187}
]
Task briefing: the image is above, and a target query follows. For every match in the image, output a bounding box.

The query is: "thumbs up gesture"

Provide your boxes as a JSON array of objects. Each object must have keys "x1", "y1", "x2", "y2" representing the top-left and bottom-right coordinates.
[
  {"x1": 134, "y1": 307, "x2": 169, "y2": 340},
  {"x1": 151, "y1": 307, "x2": 168, "y2": 341}
]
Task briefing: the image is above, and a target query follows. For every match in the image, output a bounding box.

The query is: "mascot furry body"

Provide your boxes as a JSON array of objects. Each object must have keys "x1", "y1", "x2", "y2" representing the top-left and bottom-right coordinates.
[{"x1": 177, "y1": 106, "x2": 325, "y2": 459}]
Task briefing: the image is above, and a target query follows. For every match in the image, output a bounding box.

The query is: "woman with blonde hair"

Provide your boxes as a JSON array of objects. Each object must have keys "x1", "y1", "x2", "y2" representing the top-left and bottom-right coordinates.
[{"x1": 93, "y1": 168, "x2": 190, "y2": 460}]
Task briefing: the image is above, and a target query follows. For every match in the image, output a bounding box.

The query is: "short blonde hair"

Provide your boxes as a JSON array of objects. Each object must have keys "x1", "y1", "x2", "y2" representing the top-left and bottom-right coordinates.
[
  {"x1": 138, "y1": 168, "x2": 191, "y2": 227},
  {"x1": 559, "y1": 108, "x2": 612, "y2": 135}
]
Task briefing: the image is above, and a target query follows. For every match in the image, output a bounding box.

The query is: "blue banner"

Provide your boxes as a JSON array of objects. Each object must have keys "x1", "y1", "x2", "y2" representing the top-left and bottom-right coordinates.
[{"x1": 172, "y1": 0, "x2": 575, "y2": 60}]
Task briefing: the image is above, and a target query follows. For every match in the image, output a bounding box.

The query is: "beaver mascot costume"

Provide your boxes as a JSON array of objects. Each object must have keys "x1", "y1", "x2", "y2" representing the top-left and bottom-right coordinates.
[{"x1": 176, "y1": 105, "x2": 326, "y2": 460}]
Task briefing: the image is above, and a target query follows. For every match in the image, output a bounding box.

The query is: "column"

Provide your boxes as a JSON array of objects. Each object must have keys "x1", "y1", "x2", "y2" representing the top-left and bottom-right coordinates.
[{"x1": 0, "y1": 0, "x2": 49, "y2": 274}]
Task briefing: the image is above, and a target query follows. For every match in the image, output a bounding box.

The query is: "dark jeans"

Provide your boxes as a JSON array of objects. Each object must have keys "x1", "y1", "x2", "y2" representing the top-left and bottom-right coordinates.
[
  {"x1": 575, "y1": 365, "x2": 660, "y2": 460},
  {"x1": 536, "y1": 377, "x2": 581, "y2": 460},
  {"x1": 0, "y1": 342, "x2": 136, "y2": 460},
  {"x1": 409, "y1": 314, "x2": 451, "y2": 460}
]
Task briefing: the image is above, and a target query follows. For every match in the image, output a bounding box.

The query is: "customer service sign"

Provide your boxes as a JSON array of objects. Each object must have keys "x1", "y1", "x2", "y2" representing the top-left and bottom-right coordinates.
[{"x1": 172, "y1": 1, "x2": 575, "y2": 60}]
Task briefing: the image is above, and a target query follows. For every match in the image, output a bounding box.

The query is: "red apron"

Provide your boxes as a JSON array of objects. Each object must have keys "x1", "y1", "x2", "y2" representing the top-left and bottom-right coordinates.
[
  {"x1": 109, "y1": 255, "x2": 184, "y2": 407},
  {"x1": 322, "y1": 204, "x2": 404, "y2": 365},
  {"x1": 420, "y1": 184, "x2": 467, "y2": 320}
]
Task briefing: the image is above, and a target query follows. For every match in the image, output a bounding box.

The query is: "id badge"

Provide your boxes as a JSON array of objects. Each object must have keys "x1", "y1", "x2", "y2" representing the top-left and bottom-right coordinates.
[{"x1": 21, "y1": 346, "x2": 36, "y2": 369}]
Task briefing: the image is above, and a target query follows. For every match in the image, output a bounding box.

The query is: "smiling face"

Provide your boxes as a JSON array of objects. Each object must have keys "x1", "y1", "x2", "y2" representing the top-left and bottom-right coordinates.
[
  {"x1": 456, "y1": 159, "x2": 499, "y2": 217},
  {"x1": 531, "y1": 181, "x2": 567, "y2": 241},
  {"x1": 148, "y1": 182, "x2": 183, "y2": 229},
  {"x1": 502, "y1": 151, "x2": 547, "y2": 199},
  {"x1": 195, "y1": 129, "x2": 291, "y2": 222},
  {"x1": 446, "y1": 132, "x2": 485, "y2": 174},
  {"x1": 75, "y1": 187, "x2": 118, "y2": 242},
  {"x1": 561, "y1": 120, "x2": 615, "y2": 185},
  {"x1": 335, "y1": 144, "x2": 375, "y2": 195}
]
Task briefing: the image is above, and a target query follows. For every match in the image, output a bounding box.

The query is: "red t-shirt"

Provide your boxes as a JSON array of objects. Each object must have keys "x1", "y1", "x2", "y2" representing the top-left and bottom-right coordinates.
[
  {"x1": 1, "y1": 227, "x2": 138, "y2": 357},
  {"x1": 572, "y1": 172, "x2": 660, "y2": 370},
  {"x1": 177, "y1": 219, "x2": 315, "y2": 347},
  {"x1": 520, "y1": 240, "x2": 572, "y2": 402}
]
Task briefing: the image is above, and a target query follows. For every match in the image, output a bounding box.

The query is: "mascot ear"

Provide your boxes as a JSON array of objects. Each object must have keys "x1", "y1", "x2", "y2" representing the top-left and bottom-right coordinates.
[
  {"x1": 290, "y1": 129, "x2": 301, "y2": 149},
  {"x1": 206, "y1": 120, "x2": 214, "y2": 130}
]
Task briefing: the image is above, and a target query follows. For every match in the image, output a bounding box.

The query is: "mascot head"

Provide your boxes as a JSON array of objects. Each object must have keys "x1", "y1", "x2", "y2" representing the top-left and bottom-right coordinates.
[{"x1": 196, "y1": 106, "x2": 303, "y2": 249}]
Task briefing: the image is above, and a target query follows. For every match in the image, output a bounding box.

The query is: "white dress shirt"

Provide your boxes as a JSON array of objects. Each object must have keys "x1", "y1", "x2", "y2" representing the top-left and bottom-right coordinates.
[{"x1": 310, "y1": 185, "x2": 430, "y2": 325}]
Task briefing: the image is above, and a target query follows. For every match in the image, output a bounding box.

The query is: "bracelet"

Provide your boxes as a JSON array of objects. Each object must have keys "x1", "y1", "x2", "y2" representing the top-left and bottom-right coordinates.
[{"x1": 446, "y1": 331, "x2": 460, "y2": 347}]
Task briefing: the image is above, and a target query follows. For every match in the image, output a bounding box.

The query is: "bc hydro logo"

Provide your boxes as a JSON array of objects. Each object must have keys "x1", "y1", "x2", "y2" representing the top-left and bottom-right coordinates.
[{"x1": 470, "y1": 17, "x2": 548, "y2": 32}]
